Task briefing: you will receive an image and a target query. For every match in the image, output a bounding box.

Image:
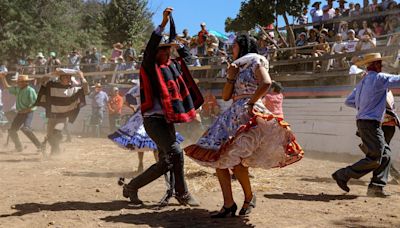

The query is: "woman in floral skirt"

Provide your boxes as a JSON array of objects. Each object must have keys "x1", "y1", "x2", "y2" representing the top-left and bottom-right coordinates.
[{"x1": 185, "y1": 35, "x2": 304, "y2": 217}]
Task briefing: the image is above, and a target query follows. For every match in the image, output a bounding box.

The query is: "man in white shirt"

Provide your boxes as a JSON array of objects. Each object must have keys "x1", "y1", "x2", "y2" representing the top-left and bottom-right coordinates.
[{"x1": 345, "y1": 30, "x2": 359, "y2": 53}]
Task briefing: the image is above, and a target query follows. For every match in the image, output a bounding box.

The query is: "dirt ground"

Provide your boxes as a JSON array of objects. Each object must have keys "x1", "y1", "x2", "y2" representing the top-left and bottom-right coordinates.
[{"x1": 0, "y1": 133, "x2": 399, "y2": 228}]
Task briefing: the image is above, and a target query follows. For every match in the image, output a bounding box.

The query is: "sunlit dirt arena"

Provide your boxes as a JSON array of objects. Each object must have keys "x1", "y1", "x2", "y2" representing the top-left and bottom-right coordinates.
[{"x1": 0, "y1": 133, "x2": 399, "y2": 228}]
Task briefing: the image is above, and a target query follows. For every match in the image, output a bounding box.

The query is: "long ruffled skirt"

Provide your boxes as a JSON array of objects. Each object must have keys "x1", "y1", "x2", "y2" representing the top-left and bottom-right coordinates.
[
  {"x1": 184, "y1": 98, "x2": 303, "y2": 169},
  {"x1": 108, "y1": 111, "x2": 184, "y2": 152}
]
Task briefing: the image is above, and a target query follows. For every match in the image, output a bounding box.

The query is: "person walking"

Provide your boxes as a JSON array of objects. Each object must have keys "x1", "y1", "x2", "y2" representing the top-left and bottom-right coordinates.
[
  {"x1": 332, "y1": 53, "x2": 400, "y2": 197},
  {"x1": 0, "y1": 73, "x2": 42, "y2": 152}
]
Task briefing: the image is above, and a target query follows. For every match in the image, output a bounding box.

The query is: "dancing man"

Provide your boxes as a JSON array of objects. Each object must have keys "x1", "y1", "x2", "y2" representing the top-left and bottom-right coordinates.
[
  {"x1": 0, "y1": 73, "x2": 42, "y2": 152},
  {"x1": 121, "y1": 7, "x2": 203, "y2": 206},
  {"x1": 35, "y1": 68, "x2": 89, "y2": 155},
  {"x1": 332, "y1": 53, "x2": 400, "y2": 197}
]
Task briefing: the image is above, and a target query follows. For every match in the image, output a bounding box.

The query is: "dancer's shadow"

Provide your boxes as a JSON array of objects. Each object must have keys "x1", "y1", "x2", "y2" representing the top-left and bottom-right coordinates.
[
  {"x1": 101, "y1": 208, "x2": 255, "y2": 228},
  {"x1": 0, "y1": 201, "x2": 156, "y2": 218},
  {"x1": 299, "y1": 176, "x2": 367, "y2": 186},
  {"x1": 62, "y1": 171, "x2": 139, "y2": 178},
  {"x1": 264, "y1": 193, "x2": 358, "y2": 202}
]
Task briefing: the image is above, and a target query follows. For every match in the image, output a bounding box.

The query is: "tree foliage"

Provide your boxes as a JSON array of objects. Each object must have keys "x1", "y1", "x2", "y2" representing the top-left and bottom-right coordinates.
[
  {"x1": 225, "y1": 0, "x2": 310, "y2": 47},
  {"x1": 0, "y1": 0, "x2": 154, "y2": 64},
  {"x1": 101, "y1": 0, "x2": 154, "y2": 50}
]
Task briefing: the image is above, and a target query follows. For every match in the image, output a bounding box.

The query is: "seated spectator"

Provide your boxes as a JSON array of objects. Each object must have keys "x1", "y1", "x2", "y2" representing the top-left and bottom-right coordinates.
[
  {"x1": 296, "y1": 32, "x2": 308, "y2": 47},
  {"x1": 26, "y1": 57, "x2": 36, "y2": 75},
  {"x1": 339, "y1": 21, "x2": 349, "y2": 40},
  {"x1": 382, "y1": 0, "x2": 397, "y2": 11},
  {"x1": 308, "y1": 28, "x2": 319, "y2": 43},
  {"x1": 327, "y1": 30, "x2": 336, "y2": 43},
  {"x1": 358, "y1": 21, "x2": 375, "y2": 39},
  {"x1": 313, "y1": 35, "x2": 330, "y2": 71},
  {"x1": 345, "y1": 29, "x2": 360, "y2": 53},
  {"x1": 372, "y1": 21, "x2": 385, "y2": 36},
  {"x1": 351, "y1": 21, "x2": 360, "y2": 35},
  {"x1": 385, "y1": 17, "x2": 400, "y2": 34},
  {"x1": 97, "y1": 55, "x2": 110, "y2": 84},
  {"x1": 356, "y1": 31, "x2": 376, "y2": 51},
  {"x1": 112, "y1": 56, "x2": 126, "y2": 83},
  {"x1": 331, "y1": 34, "x2": 347, "y2": 68},
  {"x1": 350, "y1": 3, "x2": 362, "y2": 17}
]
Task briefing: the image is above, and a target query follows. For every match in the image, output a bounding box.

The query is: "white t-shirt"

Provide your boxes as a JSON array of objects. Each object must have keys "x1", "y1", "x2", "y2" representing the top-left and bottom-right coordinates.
[
  {"x1": 358, "y1": 28, "x2": 373, "y2": 38},
  {"x1": 332, "y1": 42, "x2": 346, "y2": 54},
  {"x1": 345, "y1": 39, "x2": 359, "y2": 52},
  {"x1": 359, "y1": 38, "x2": 376, "y2": 50}
]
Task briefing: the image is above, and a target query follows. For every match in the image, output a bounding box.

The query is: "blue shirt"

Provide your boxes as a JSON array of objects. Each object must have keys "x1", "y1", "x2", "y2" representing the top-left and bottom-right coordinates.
[
  {"x1": 345, "y1": 71, "x2": 400, "y2": 121},
  {"x1": 90, "y1": 90, "x2": 109, "y2": 108}
]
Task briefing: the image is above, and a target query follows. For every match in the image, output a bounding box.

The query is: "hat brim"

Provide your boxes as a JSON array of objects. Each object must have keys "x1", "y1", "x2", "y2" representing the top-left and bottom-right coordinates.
[
  {"x1": 158, "y1": 43, "x2": 180, "y2": 48},
  {"x1": 12, "y1": 78, "x2": 35, "y2": 82},
  {"x1": 356, "y1": 56, "x2": 393, "y2": 67}
]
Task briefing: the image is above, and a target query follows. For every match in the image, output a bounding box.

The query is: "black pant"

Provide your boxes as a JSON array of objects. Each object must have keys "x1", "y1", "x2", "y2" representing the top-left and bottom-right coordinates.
[
  {"x1": 382, "y1": 125, "x2": 395, "y2": 145},
  {"x1": 342, "y1": 120, "x2": 392, "y2": 187},
  {"x1": 127, "y1": 117, "x2": 188, "y2": 195},
  {"x1": 9, "y1": 112, "x2": 41, "y2": 150}
]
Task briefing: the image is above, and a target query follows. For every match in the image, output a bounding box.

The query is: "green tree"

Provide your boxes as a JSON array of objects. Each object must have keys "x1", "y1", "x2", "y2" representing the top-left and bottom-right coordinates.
[
  {"x1": 0, "y1": 0, "x2": 105, "y2": 64},
  {"x1": 102, "y1": 0, "x2": 154, "y2": 51},
  {"x1": 225, "y1": 0, "x2": 310, "y2": 47}
]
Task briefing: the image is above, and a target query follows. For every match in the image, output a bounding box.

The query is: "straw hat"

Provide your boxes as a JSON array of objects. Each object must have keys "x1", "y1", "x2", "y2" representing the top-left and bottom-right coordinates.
[
  {"x1": 12, "y1": 75, "x2": 34, "y2": 82},
  {"x1": 355, "y1": 53, "x2": 392, "y2": 67},
  {"x1": 93, "y1": 82, "x2": 102, "y2": 88},
  {"x1": 113, "y1": 42, "x2": 124, "y2": 49}
]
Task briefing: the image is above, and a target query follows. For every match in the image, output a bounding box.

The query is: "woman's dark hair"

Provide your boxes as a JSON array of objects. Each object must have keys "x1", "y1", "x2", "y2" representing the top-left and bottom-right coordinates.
[{"x1": 235, "y1": 34, "x2": 258, "y2": 59}]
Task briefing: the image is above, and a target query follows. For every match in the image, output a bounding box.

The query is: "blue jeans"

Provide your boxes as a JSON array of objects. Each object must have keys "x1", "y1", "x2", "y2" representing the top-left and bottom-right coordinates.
[
  {"x1": 9, "y1": 112, "x2": 41, "y2": 150},
  {"x1": 127, "y1": 117, "x2": 188, "y2": 195}
]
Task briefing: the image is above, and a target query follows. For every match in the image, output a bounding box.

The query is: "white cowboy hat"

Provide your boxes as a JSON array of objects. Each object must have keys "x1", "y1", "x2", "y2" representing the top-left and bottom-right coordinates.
[
  {"x1": 12, "y1": 75, "x2": 34, "y2": 82},
  {"x1": 131, "y1": 79, "x2": 139, "y2": 84},
  {"x1": 36, "y1": 52, "x2": 44, "y2": 58},
  {"x1": 355, "y1": 53, "x2": 392, "y2": 67}
]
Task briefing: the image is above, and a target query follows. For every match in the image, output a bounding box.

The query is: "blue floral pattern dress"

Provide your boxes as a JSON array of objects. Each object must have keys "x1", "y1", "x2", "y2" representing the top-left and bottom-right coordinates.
[
  {"x1": 185, "y1": 53, "x2": 303, "y2": 169},
  {"x1": 108, "y1": 84, "x2": 184, "y2": 151}
]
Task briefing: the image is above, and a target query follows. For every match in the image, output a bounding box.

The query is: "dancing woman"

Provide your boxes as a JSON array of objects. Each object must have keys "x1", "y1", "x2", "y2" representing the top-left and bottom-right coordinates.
[{"x1": 185, "y1": 35, "x2": 303, "y2": 217}]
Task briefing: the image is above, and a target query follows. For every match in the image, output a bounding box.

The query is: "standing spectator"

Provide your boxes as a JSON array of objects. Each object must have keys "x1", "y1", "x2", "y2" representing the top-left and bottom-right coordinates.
[
  {"x1": 97, "y1": 56, "x2": 110, "y2": 84},
  {"x1": 111, "y1": 42, "x2": 124, "y2": 62},
  {"x1": 112, "y1": 56, "x2": 126, "y2": 83},
  {"x1": 35, "y1": 52, "x2": 47, "y2": 75},
  {"x1": 368, "y1": 0, "x2": 380, "y2": 12},
  {"x1": 26, "y1": 57, "x2": 36, "y2": 75},
  {"x1": 322, "y1": 5, "x2": 335, "y2": 31},
  {"x1": 331, "y1": 34, "x2": 347, "y2": 68},
  {"x1": 333, "y1": 8, "x2": 343, "y2": 33},
  {"x1": 348, "y1": 2, "x2": 356, "y2": 15},
  {"x1": 68, "y1": 48, "x2": 81, "y2": 71},
  {"x1": 356, "y1": 31, "x2": 377, "y2": 51},
  {"x1": 350, "y1": 3, "x2": 362, "y2": 17},
  {"x1": 89, "y1": 83, "x2": 109, "y2": 133},
  {"x1": 0, "y1": 74, "x2": 42, "y2": 152},
  {"x1": 381, "y1": 0, "x2": 396, "y2": 10},
  {"x1": 81, "y1": 50, "x2": 92, "y2": 73},
  {"x1": 178, "y1": 29, "x2": 192, "y2": 47},
  {"x1": 345, "y1": 29, "x2": 360, "y2": 53},
  {"x1": 310, "y1": 2, "x2": 323, "y2": 30},
  {"x1": 197, "y1": 22, "x2": 209, "y2": 57},
  {"x1": 123, "y1": 42, "x2": 137, "y2": 62},
  {"x1": 90, "y1": 47, "x2": 101, "y2": 65},
  {"x1": 47, "y1": 52, "x2": 61, "y2": 73},
  {"x1": 295, "y1": 8, "x2": 309, "y2": 35},
  {"x1": 107, "y1": 87, "x2": 123, "y2": 132},
  {"x1": 338, "y1": 0, "x2": 349, "y2": 16},
  {"x1": 358, "y1": 21, "x2": 375, "y2": 38}
]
